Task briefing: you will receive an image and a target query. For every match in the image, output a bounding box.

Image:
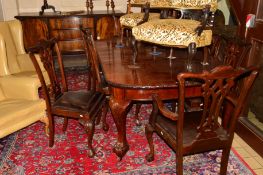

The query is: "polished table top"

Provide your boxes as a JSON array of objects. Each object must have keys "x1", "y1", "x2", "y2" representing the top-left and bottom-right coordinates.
[
  {"x1": 96, "y1": 39, "x2": 218, "y2": 89},
  {"x1": 95, "y1": 38, "x2": 221, "y2": 159}
]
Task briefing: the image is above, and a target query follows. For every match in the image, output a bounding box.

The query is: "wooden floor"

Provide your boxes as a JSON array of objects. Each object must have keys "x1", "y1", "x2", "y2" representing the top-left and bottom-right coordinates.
[{"x1": 233, "y1": 133, "x2": 263, "y2": 174}]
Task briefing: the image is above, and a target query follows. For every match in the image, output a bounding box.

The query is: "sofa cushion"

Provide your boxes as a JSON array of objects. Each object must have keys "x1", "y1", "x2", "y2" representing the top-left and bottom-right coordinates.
[
  {"x1": 130, "y1": 0, "x2": 148, "y2": 5},
  {"x1": 0, "y1": 86, "x2": 5, "y2": 101},
  {"x1": 132, "y1": 19, "x2": 212, "y2": 48},
  {"x1": 0, "y1": 99, "x2": 45, "y2": 138},
  {"x1": 130, "y1": 0, "x2": 217, "y2": 11},
  {"x1": 0, "y1": 22, "x2": 21, "y2": 74}
]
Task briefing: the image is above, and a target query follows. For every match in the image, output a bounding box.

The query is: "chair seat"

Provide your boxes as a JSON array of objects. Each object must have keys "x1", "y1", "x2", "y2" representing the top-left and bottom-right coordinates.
[
  {"x1": 132, "y1": 19, "x2": 212, "y2": 47},
  {"x1": 53, "y1": 90, "x2": 105, "y2": 117},
  {"x1": 155, "y1": 111, "x2": 228, "y2": 153},
  {"x1": 120, "y1": 13, "x2": 160, "y2": 28}
]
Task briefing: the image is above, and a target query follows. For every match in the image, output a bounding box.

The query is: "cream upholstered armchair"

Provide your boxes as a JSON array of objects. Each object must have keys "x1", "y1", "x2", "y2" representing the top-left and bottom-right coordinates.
[
  {"x1": 0, "y1": 20, "x2": 46, "y2": 78},
  {"x1": 0, "y1": 76, "x2": 47, "y2": 138},
  {"x1": 132, "y1": 0, "x2": 218, "y2": 68},
  {"x1": 0, "y1": 20, "x2": 48, "y2": 138}
]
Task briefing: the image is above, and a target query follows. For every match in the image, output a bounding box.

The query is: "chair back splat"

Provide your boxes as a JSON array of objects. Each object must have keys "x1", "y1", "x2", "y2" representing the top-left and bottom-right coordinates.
[
  {"x1": 28, "y1": 38, "x2": 107, "y2": 158},
  {"x1": 81, "y1": 28, "x2": 144, "y2": 127},
  {"x1": 145, "y1": 65, "x2": 258, "y2": 175},
  {"x1": 81, "y1": 29, "x2": 103, "y2": 91}
]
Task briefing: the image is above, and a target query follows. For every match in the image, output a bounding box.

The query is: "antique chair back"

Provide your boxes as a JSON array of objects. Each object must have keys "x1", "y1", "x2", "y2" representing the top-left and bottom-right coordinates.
[
  {"x1": 210, "y1": 35, "x2": 252, "y2": 68},
  {"x1": 145, "y1": 65, "x2": 258, "y2": 175},
  {"x1": 28, "y1": 38, "x2": 107, "y2": 157},
  {"x1": 82, "y1": 28, "x2": 112, "y2": 130},
  {"x1": 81, "y1": 28, "x2": 143, "y2": 126},
  {"x1": 81, "y1": 29, "x2": 104, "y2": 91}
]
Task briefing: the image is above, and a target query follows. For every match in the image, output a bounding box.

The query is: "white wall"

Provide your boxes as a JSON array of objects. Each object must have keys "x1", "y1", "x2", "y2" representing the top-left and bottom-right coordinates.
[
  {"x1": 1, "y1": 0, "x2": 18, "y2": 20},
  {"x1": 218, "y1": 0, "x2": 230, "y2": 24},
  {"x1": 0, "y1": 0, "x2": 230, "y2": 23},
  {"x1": 16, "y1": 0, "x2": 127, "y2": 14},
  {"x1": 0, "y1": 0, "x2": 127, "y2": 20},
  {"x1": 0, "y1": 0, "x2": 4, "y2": 20}
]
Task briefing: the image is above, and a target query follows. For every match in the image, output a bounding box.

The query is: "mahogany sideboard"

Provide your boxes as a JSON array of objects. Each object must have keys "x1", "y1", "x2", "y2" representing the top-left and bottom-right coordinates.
[{"x1": 15, "y1": 10, "x2": 124, "y2": 55}]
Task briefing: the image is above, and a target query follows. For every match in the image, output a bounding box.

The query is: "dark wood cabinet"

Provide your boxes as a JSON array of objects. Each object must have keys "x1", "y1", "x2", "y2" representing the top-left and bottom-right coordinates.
[
  {"x1": 49, "y1": 17, "x2": 94, "y2": 54},
  {"x1": 15, "y1": 10, "x2": 124, "y2": 54}
]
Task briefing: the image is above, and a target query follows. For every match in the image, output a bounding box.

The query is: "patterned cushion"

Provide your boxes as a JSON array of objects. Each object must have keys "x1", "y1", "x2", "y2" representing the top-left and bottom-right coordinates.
[
  {"x1": 130, "y1": 0, "x2": 217, "y2": 11},
  {"x1": 132, "y1": 19, "x2": 212, "y2": 48},
  {"x1": 120, "y1": 13, "x2": 160, "y2": 28},
  {"x1": 183, "y1": 0, "x2": 217, "y2": 11},
  {"x1": 130, "y1": 0, "x2": 148, "y2": 5}
]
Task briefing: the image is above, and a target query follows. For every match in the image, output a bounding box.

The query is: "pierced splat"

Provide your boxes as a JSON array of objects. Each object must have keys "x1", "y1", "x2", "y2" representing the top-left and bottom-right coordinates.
[
  {"x1": 37, "y1": 39, "x2": 66, "y2": 100},
  {"x1": 198, "y1": 77, "x2": 235, "y2": 135}
]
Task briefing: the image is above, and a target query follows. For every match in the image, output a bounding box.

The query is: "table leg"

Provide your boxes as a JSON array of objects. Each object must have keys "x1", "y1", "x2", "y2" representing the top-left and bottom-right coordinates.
[{"x1": 109, "y1": 95, "x2": 131, "y2": 159}]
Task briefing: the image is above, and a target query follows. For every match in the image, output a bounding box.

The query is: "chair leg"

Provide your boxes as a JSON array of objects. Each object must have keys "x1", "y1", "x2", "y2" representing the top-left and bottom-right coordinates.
[
  {"x1": 40, "y1": 115, "x2": 49, "y2": 136},
  {"x1": 95, "y1": 110, "x2": 102, "y2": 125},
  {"x1": 187, "y1": 42, "x2": 197, "y2": 71},
  {"x1": 62, "y1": 117, "x2": 68, "y2": 132},
  {"x1": 220, "y1": 147, "x2": 231, "y2": 175},
  {"x1": 145, "y1": 124, "x2": 155, "y2": 162},
  {"x1": 120, "y1": 27, "x2": 124, "y2": 44},
  {"x1": 85, "y1": 121, "x2": 95, "y2": 158},
  {"x1": 48, "y1": 114, "x2": 54, "y2": 147},
  {"x1": 135, "y1": 103, "x2": 142, "y2": 126},
  {"x1": 201, "y1": 46, "x2": 209, "y2": 65},
  {"x1": 101, "y1": 100, "x2": 109, "y2": 131},
  {"x1": 176, "y1": 154, "x2": 183, "y2": 175},
  {"x1": 87, "y1": 70, "x2": 92, "y2": 90},
  {"x1": 171, "y1": 101, "x2": 178, "y2": 112}
]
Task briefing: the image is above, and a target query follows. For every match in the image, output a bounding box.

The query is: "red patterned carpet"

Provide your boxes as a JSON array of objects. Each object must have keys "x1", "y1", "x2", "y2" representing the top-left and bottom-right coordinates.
[{"x1": 0, "y1": 67, "x2": 256, "y2": 174}]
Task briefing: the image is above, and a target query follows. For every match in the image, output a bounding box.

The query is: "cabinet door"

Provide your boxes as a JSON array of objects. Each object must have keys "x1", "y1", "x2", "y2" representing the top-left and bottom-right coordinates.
[
  {"x1": 20, "y1": 19, "x2": 48, "y2": 51},
  {"x1": 49, "y1": 17, "x2": 94, "y2": 54}
]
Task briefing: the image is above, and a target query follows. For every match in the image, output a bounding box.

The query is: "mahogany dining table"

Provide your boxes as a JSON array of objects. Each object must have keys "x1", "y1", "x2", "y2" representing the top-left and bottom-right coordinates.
[{"x1": 95, "y1": 38, "x2": 219, "y2": 159}]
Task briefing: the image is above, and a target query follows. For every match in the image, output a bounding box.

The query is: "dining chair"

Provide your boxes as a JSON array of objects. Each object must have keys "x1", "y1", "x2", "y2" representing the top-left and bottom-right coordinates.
[
  {"x1": 81, "y1": 28, "x2": 144, "y2": 126},
  {"x1": 145, "y1": 65, "x2": 258, "y2": 175},
  {"x1": 132, "y1": 0, "x2": 218, "y2": 69},
  {"x1": 28, "y1": 38, "x2": 107, "y2": 158},
  {"x1": 81, "y1": 28, "x2": 110, "y2": 130},
  {"x1": 210, "y1": 34, "x2": 252, "y2": 68}
]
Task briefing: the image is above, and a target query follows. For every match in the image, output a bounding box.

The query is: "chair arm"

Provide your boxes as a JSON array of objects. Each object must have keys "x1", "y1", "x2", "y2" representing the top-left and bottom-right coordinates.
[
  {"x1": 17, "y1": 54, "x2": 45, "y2": 72},
  {"x1": 195, "y1": 5, "x2": 211, "y2": 36},
  {"x1": 137, "y1": 2, "x2": 151, "y2": 25},
  {"x1": 0, "y1": 76, "x2": 40, "y2": 100},
  {"x1": 152, "y1": 94, "x2": 178, "y2": 121}
]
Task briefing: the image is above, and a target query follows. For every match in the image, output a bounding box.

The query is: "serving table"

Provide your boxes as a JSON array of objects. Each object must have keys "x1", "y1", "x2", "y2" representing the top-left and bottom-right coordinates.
[{"x1": 15, "y1": 10, "x2": 124, "y2": 54}]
